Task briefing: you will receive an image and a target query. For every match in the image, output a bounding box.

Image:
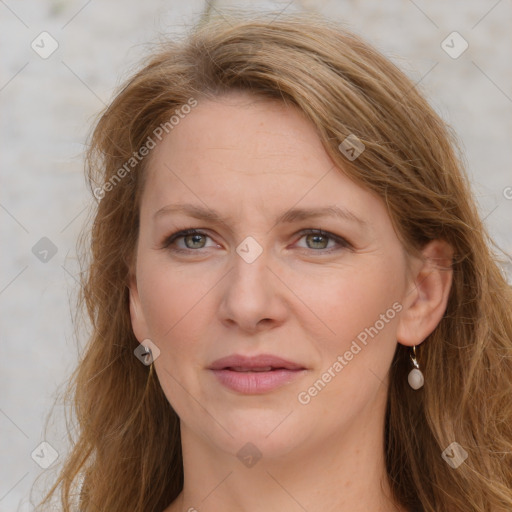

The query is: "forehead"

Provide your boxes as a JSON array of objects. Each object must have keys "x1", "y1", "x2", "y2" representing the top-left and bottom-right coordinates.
[
  {"x1": 140, "y1": 92, "x2": 383, "y2": 226},
  {"x1": 149, "y1": 92, "x2": 325, "y2": 173}
]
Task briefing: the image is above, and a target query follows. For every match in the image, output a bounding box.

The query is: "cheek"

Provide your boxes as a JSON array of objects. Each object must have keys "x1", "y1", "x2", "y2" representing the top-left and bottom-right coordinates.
[
  {"x1": 291, "y1": 264, "x2": 403, "y2": 411},
  {"x1": 135, "y1": 257, "x2": 225, "y2": 426},
  {"x1": 136, "y1": 255, "x2": 220, "y2": 376},
  {"x1": 137, "y1": 261, "x2": 207, "y2": 406},
  {"x1": 138, "y1": 256, "x2": 203, "y2": 337},
  {"x1": 291, "y1": 261, "x2": 403, "y2": 347},
  {"x1": 294, "y1": 269, "x2": 401, "y2": 414}
]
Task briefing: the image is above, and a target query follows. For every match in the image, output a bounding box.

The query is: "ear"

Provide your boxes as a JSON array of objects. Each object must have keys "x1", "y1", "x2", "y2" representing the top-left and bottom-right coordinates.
[
  {"x1": 397, "y1": 239, "x2": 454, "y2": 347},
  {"x1": 128, "y1": 269, "x2": 151, "y2": 343}
]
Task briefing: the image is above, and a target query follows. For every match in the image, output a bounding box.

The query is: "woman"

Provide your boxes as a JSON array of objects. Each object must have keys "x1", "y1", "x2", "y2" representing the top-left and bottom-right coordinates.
[{"x1": 37, "y1": 12, "x2": 512, "y2": 512}]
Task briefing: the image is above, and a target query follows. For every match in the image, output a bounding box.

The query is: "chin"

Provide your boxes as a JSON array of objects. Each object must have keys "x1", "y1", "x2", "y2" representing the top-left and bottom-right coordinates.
[{"x1": 208, "y1": 410, "x2": 312, "y2": 459}]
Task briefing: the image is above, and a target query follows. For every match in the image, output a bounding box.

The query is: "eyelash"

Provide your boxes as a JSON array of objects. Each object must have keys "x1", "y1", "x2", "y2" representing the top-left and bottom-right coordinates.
[{"x1": 161, "y1": 228, "x2": 352, "y2": 255}]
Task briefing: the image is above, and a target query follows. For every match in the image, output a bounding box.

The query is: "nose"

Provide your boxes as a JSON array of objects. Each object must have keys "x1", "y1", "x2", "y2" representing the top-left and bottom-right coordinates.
[{"x1": 218, "y1": 244, "x2": 288, "y2": 334}]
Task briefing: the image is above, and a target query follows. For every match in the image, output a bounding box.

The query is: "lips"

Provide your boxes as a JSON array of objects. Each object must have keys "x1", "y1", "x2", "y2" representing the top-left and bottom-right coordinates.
[
  {"x1": 230, "y1": 366, "x2": 273, "y2": 372},
  {"x1": 208, "y1": 354, "x2": 305, "y2": 372},
  {"x1": 208, "y1": 354, "x2": 307, "y2": 394}
]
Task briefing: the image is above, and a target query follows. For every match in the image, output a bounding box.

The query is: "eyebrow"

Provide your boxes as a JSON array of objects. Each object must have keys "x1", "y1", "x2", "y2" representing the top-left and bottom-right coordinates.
[{"x1": 153, "y1": 203, "x2": 367, "y2": 228}]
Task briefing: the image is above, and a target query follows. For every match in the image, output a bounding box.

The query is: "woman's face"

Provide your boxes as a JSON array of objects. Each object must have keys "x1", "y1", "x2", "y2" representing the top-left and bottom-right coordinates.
[{"x1": 129, "y1": 91, "x2": 416, "y2": 460}]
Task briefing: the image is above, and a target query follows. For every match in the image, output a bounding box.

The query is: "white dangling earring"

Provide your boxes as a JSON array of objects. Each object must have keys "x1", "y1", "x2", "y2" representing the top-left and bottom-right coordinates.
[{"x1": 407, "y1": 345, "x2": 424, "y2": 390}]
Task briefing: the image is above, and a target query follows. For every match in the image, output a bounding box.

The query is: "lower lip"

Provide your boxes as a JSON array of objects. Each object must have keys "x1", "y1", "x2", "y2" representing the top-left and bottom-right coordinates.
[{"x1": 210, "y1": 368, "x2": 306, "y2": 394}]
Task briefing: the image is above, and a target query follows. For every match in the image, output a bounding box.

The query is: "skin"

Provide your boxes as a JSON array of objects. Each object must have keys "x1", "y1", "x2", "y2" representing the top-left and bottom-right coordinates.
[{"x1": 128, "y1": 91, "x2": 453, "y2": 512}]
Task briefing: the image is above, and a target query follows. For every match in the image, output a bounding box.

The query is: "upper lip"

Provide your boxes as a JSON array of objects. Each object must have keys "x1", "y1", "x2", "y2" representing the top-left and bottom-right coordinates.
[{"x1": 208, "y1": 354, "x2": 306, "y2": 371}]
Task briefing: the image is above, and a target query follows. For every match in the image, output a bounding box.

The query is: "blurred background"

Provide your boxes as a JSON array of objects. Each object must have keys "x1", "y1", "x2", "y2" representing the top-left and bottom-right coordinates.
[{"x1": 1, "y1": 0, "x2": 511, "y2": 509}]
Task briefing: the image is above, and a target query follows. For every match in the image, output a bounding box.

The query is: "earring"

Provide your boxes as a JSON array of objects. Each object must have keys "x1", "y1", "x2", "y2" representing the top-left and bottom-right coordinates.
[
  {"x1": 407, "y1": 345, "x2": 424, "y2": 390},
  {"x1": 142, "y1": 345, "x2": 154, "y2": 365},
  {"x1": 143, "y1": 348, "x2": 155, "y2": 395}
]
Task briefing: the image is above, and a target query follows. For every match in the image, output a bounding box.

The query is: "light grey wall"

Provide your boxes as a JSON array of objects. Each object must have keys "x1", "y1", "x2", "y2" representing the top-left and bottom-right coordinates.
[{"x1": 1, "y1": 0, "x2": 511, "y2": 509}]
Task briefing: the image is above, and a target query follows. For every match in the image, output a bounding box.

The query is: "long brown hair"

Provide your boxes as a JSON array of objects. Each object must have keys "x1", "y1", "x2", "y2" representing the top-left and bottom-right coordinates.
[{"x1": 36, "y1": 12, "x2": 512, "y2": 512}]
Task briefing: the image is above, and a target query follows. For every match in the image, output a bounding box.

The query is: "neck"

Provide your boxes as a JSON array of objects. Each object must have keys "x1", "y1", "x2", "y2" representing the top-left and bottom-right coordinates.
[{"x1": 167, "y1": 386, "x2": 408, "y2": 512}]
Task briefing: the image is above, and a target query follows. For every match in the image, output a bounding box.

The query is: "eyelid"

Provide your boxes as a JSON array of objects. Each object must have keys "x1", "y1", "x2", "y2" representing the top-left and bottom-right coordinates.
[
  {"x1": 296, "y1": 229, "x2": 352, "y2": 251},
  {"x1": 161, "y1": 228, "x2": 352, "y2": 253},
  {"x1": 161, "y1": 228, "x2": 217, "y2": 251}
]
